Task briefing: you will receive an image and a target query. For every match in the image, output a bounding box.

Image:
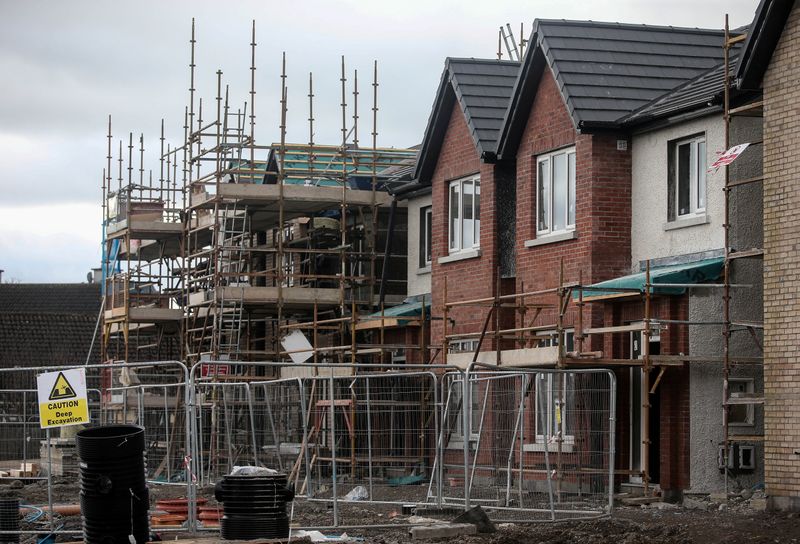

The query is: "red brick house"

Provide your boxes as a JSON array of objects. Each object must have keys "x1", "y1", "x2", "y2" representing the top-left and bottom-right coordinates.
[
  {"x1": 414, "y1": 21, "x2": 731, "y2": 499},
  {"x1": 413, "y1": 57, "x2": 520, "y2": 359}
]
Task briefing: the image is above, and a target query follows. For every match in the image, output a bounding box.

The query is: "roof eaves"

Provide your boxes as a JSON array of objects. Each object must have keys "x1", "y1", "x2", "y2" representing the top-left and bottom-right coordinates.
[
  {"x1": 412, "y1": 62, "x2": 456, "y2": 185},
  {"x1": 736, "y1": 0, "x2": 795, "y2": 90}
]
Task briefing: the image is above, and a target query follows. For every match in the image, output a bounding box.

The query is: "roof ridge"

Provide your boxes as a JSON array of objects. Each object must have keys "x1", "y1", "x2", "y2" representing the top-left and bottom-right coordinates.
[
  {"x1": 446, "y1": 57, "x2": 520, "y2": 65},
  {"x1": 534, "y1": 18, "x2": 725, "y2": 34}
]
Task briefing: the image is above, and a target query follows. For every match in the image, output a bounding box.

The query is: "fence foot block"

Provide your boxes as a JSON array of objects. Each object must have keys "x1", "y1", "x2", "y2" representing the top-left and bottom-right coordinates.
[{"x1": 410, "y1": 523, "x2": 478, "y2": 540}]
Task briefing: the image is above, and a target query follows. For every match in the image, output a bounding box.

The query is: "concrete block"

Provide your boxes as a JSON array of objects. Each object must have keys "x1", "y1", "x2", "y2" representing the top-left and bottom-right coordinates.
[
  {"x1": 709, "y1": 492, "x2": 728, "y2": 503},
  {"x1": 750, "y1": 498, "x2": 768, "y2": 511},
  {"x1": 621, "y1": 496, "x2": 662, "y2": 506},
  {"x1": 410, "y1": 523, "x2": 478, "y2": 540},
  {"x1": 683, "y1": 497, "x2": 708, "y2": 511}
]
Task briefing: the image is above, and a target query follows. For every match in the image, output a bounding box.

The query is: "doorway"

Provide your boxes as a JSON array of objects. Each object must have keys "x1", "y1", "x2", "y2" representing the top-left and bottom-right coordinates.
[{"x1": 630, "y1": 329, "x2": 661, "y2": 484}]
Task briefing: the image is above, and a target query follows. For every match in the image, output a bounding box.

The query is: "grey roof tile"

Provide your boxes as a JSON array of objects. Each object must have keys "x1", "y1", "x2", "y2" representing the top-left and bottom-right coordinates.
[
  {"x1": 622, "y1": 59, "x2": 733, "y2": 125},
  {"x1": 414, "y1": 58, "x2": 519, "y2": 183},
  {"x1": 497, "y1": 20, "x2": 727, "y2": 157},
  {"x1": 0, "y1": 283, "x2": 101, "y2": 314},
  {"x1": 535, "y1": 20, "x2": 725, "y2": 127}
]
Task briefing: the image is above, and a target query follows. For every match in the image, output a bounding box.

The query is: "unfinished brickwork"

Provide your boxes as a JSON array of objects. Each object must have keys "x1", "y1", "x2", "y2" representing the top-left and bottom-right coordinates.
[{"x1": 762, "y1": 2, "x2": 800, "y2": 511}]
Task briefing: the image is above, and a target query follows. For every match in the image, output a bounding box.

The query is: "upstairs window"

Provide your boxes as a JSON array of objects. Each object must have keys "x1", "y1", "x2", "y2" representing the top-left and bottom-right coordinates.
[
  {"x1": 448, "y1": 175, "x2": 480, "y2": 253},
  {"x1": 669, "y1": 135, "x2": 706, "y2": 220},
  {"x1": 419, "y1": 205, "x2": 432, "y2": 268},
  {"x1": 537, "y1": 147, "x2": 576, "y2": 235}
]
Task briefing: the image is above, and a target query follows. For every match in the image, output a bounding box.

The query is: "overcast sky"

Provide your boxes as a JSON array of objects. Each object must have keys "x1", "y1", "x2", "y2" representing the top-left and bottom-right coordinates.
[{"x1": 0, "y1": 0, "x2": 758, "y2": 283}]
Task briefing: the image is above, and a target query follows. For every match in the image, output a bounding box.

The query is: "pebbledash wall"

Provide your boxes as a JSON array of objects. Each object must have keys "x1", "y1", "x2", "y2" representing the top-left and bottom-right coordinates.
[
  {"x1": 630, "y1": 115, "x2": 725, "y2": 266},
  {"x1": 632, "y1": 112, "x2": 764, "y2": 493},
  {"x1": 763, "y1": 2, "x2": 800, "y2": 511}
]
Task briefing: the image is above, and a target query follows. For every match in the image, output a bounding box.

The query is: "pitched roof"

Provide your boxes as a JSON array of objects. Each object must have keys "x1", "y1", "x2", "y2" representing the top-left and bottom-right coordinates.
[
  {"x1": 497, "y1": 20, "x2": 725, "y2": 156},
  {"x1": 736, "y1": 0, "x2": 796, "y2": 90},
  {"x1": 0, "y1": 284, "x2": 101, "y2": 368},
  {"x1": 0, "y1": 283, "x2": 101, "y2": 314},
  {"x1": 0, "y1": 313, "x2": 100, "y2": 368},
  {"x1": 414, "y1": 58, "x2": 520, "y2": 184},
  {"x1": 621, "y1": 58, "x2": 734, "y2": 127}
]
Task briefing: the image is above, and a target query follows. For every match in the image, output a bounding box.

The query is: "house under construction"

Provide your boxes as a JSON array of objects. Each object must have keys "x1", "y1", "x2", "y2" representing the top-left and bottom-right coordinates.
[{"x1": 101, "y1": 22, "x2": 419, "y2": 370}]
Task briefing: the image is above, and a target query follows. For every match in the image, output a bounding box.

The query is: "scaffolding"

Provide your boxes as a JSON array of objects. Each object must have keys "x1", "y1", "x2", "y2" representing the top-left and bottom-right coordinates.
[
  {"x1": 721, "y1": 16, "x2": 765, "y2": 491},
  {"x1": 101, "y1": 20, "x2": 422, "y2": 374},
  {"x1": 101, "y1": 118, "x2": 185, "y2": 364}
]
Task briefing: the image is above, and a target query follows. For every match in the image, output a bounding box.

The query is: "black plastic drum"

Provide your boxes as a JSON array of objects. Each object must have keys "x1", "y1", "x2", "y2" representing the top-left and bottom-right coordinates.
[
  {"x1": 215, "y1": 473, "x2": 294, "y2": 540},
  {"x1": 76, "y1": 425, "x2": 149, "y2": 544},
  {"x1": 0, "y1": 497, "x2": 19, "y2": 544}
]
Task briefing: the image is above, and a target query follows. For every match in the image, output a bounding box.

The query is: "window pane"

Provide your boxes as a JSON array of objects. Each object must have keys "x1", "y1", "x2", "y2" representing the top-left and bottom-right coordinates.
[
  {"x1": 471, "y1": 381, "x2": 482, "y2": 433},
  {"x1": 474, "y1": 180, "x2": 481, "y2": 247},
  {"x1": 697, "y1": 140, "x2": 706, "y2": 210},
  {"x1": 462, "y1": 180, "x2": 474, "y2": 249},
  {"x1": 449, "y1": 183, "x2": 459, "y2": 250},
  {"x1": 537, "y1": 159, "x2": 550, "y2": 232},
  {"x1": 553, "y1": 152, "x2": 567, "y2": 232},
  {"x1": 677, "y1": 143, "x2": 691, "y2": 216},
  {"x1": 568, "y1": 152, "x2": 576, "y2": 226},
  {"x1": 536, "y1": 375, "x2": 550, "y2": 437},
  {"x1": 425, "y1": 209, "x2": 432, "y2": 263}
]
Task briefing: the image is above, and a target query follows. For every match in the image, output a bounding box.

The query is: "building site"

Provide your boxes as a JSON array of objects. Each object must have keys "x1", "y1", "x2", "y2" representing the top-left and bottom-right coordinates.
[{"x1": 1, "y1": 0, "x2": 799, "y2": 542}]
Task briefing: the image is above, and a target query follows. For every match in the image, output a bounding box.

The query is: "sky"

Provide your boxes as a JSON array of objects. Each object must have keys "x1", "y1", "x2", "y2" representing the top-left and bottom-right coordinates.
[{"x1": 0, "y1": 0, "x2": 759, "y2": 283}]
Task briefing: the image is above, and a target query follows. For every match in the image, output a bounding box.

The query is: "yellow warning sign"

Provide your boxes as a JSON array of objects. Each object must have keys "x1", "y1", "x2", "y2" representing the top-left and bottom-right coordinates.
[
  {"x1": 49, "y1": 372, "x2": 77, "y2": 400},
  {"x1": 37, "y1": 368, "x2": 89, "y2": 429}
]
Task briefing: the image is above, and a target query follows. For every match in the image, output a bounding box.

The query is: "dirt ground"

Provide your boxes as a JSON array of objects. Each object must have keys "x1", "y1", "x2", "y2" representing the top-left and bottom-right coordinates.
[{"x1": 4, "y1": 479, "x2": 800, "y2": 543}]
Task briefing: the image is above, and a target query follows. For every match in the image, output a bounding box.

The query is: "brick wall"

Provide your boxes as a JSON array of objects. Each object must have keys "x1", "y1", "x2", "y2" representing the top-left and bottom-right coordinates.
[
  {"x1": 762, "y1": 2, "x2": 800, "y2": 510},
  {"x1": 430, "y1": 101, "x2": 500, "y2": 353},
  {"x1": 514, "y1": 67, "x2": 632, "y2": 347}
]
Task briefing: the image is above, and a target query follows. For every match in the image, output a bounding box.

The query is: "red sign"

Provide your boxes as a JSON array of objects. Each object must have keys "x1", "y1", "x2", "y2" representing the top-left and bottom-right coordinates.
[
  {"x1": 201, "y1": 363, "x2": 231, "y2": 377},
  {"x1": 709, "y1": 143, "x2": 750, "y2": 170}
]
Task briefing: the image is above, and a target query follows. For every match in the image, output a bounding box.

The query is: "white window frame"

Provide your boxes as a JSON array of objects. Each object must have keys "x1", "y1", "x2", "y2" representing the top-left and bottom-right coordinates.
[
  {"x1": 673, "y1": 135, "x2": 707, "y2": 219},
  {"x1": 447, "y1": 340, "x2": 481, "y2": 447},
  {"x1": 728, "y1": 377, "x2": 755, "y2": 427},
  {"x1": 537, "y1": 328, "x2": 575, "y2": 351},
  {"x1": 448, "y1": 175, "x2": 481, "y2": 254},
  {"x1": 536, "y1": 147, "x2": 576, "y2": 236}
]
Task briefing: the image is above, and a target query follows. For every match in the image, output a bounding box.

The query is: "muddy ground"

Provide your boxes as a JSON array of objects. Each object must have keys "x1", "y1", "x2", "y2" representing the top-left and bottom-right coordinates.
[{"x1": 4, "y1": 479, "x2": 800, "y2": 543}]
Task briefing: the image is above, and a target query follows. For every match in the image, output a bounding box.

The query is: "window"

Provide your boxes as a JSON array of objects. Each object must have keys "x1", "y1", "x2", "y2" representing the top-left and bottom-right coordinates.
[
  {"x1": 535, "y1": 373, "x2": 575, "y2": 445},
  {"x1": 447, "y1": 340, "x2": 481, "y2": 445},
  {"x1": 537, "y1": 329, "x2": 575, "y2": 352},
  {"x1": 419, "y1": 206, "x2": 432, "y2": 268},
  {"x1": 537, "y1": 147, "x2": 576, "y2": 235},
  {"x1": 728, "y1": 378, "x2": 755, "y2": 426},
  {"x1": 448, "y1": 176, "x2": 480, "y2": 253},
  {"x1": 670, "y1": 135, "x2": 706, "y2": 219}
]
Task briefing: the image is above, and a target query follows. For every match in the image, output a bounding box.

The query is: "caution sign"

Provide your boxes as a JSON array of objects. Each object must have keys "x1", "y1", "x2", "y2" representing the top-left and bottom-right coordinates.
[{"x1": 37, "y1": 368, "x2": 89, "y2": 429}]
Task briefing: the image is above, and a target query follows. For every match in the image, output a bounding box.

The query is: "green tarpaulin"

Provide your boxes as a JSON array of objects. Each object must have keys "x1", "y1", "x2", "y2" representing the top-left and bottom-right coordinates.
[{"x1": 578, "y1": 257, "x2": 724, "y2": 300}]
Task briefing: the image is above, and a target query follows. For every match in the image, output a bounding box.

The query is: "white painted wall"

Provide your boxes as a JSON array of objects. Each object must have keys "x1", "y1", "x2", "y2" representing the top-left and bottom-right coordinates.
[
  {"x1": 406, "y1": 192, "x2": 432, "y2": 297},
  {"x1": 631, "y1": 115, "x2": 726, "y2": 268}
]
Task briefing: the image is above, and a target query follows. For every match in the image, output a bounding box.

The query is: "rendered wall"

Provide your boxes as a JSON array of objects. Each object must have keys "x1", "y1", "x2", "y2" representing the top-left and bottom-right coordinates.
[
  {"x1": 406, "y1": 193, "x2": 432, "y2": 298},
  {"x1": 630, "y1": 115, "x2": 725, "y2": 268}
]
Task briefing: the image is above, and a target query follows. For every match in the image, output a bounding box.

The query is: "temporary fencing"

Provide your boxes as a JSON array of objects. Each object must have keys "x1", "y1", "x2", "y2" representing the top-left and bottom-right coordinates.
[{"x1": 0, "y1": 360, "x2": 615, "y2": 537}]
